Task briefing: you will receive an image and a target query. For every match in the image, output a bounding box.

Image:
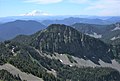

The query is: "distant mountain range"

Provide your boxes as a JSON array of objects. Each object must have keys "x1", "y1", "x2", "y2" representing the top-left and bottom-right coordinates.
[
  {"x1": 0, "y1": 24, "x2": 120, "y2": 81},
  {"x1": 41, "y1": 17, "x2": 120, "y2": 26},
  {"x1": 72, "y1": 23, "x2": 106, "y2": 37},
  {"x1": 0, "y1": 20, "x2": 46, "y2": 41},
  {"x1": 0, "y1": 19, "x2": 120, "y2": 44},
  {"x1": 0, "y1": 37, "x2": 4, "y2": 41},
  {"x1": 72, "y1": 22, "x2": 120, "y2": 44},
  {"x1": 0, "y1": 16, "x2": 120, "y2": 24}
]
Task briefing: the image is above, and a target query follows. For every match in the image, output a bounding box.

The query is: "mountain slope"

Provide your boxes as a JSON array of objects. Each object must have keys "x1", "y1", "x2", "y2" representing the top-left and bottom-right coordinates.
[
  {"x1": 0, "y1": 64, "x2": 43, "y2": 81},
  {"x1": 0, "y1": 69, "x2": 22, "y2": 81},
  {"x1": 41, "y1": 17, "x2": 120, "y2": 26},
  {"x1": 111, "y1": 38, "x2": 120, "y2": 45},
  {"x1": 30, "y1": 24, "x2": 114, "y2": 64},
  {"x1": 41, "y1": 17, "x2": 106, "y2": 26},
  {"x1": 72, "y1": 23, "x2": 106, "y2": 38},
  {"x1": 106, "y1": 17, "x2": 120, "y2": 23},
  {"x1": 0, "y1": 41, "x2": 58, "y2": 81},
  {"x1": 0, "y1": 24, "x2": 120, "y2": 81},
  {"x1": 1, "y1": 38, "x2": 120, "y2": 81},
  {"x1": 102, "y1": 23, "x2": 120, "y2": 43},
  {"x1": 72, "y1": 22, "x2": 120, "y2": 44},
  {"x1": 0, "y1": 20, "x2": 46, "y2": 41}
]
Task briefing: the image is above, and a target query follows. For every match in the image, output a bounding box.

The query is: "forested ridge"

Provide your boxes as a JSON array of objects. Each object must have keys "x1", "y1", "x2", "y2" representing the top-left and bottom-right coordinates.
[{"x1": 0, "y1": 24, "x2": 120, "y2": 81}]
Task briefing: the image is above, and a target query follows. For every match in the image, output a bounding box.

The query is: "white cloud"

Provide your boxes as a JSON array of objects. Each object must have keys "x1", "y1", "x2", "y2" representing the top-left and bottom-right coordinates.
[
  {"x1": 68, "y1": 0, "x2": 120, "y2": 16},
  {"x1": 84, "y1": 0, "x2": 120, "y2": 16},
  {"x1": 24, "y1": 0, "x2": 62, "y2": 4},
  {"x1": 73, "y1": 0, "x2": 120, "y2": 16},
  {"x1": 20, "y1": 10, "x2": 51, "y2": 16},
  {"x1": 69, "y1": 0, "x2": 120, "y2": 4},
  {"x1": 22, "y1": 0, "x2": 120, "y2": 16},
  {"x1": 68, "y1": 0, "x2": 90, "y2": 4}
]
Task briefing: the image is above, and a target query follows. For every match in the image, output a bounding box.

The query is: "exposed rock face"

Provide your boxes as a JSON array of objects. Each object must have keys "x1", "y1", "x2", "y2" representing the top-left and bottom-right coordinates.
[
  {"x1": 0, "y1": 64, "x2": 43, "y2": 81},
  {"x1": 31, "y1": 24, "x2": 114, "y2": 64}
]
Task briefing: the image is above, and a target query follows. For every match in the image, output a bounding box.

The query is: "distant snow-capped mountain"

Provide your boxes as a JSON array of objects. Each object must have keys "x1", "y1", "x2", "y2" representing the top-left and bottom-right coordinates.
[{"x1": 20, "y1": 10, "x2": 51, "y2": 16}]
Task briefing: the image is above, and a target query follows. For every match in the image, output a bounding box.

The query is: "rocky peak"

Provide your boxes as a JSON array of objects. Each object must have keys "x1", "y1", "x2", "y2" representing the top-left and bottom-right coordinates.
[{"x1": 31, "y1": 24, "x2": 114, "y2": 64}]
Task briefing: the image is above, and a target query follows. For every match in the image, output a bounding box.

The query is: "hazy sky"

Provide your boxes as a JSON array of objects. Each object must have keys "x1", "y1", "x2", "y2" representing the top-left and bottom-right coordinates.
[{"x1": 0, "y1": 0, "x2": 120, "y2": 17}]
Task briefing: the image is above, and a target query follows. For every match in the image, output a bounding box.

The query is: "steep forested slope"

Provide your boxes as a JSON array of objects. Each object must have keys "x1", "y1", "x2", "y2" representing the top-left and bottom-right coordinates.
[{"x1": 0, "y1": 24, "x2": 120, "y2": 81}]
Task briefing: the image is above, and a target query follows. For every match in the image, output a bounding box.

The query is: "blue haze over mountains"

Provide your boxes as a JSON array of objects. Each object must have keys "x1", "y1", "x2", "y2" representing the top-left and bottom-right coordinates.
[
  {"x1": 0, "y1": 15, "x2": 120, "y2": 81},
  {"x1": 0, "y1": 16, "x2": 120, "y2": 24},
  {"x1": 0, "y1": 20, "x2": 46, "y2": 41},
  {"x1": 0, "y1": 16, "x2": 120, "y2": 41}
]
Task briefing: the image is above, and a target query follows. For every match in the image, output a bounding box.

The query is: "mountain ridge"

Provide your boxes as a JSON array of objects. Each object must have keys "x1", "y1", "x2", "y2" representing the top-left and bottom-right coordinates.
[
  {"x1": 72, "y1": 22, "x2": 120, "y2": 44},
  {"x1": 12, "y1": 24, "x2": 114, "y2": 64},
  {"x1": 0, "y1": 20, "x2": 46, "y2": 41},
  {"x1": 0, "y1": 24, "x2": 120, "y2": 81}
]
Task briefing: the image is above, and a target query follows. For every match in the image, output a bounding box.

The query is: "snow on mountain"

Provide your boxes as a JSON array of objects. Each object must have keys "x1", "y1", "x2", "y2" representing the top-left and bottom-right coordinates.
[
  {"x1": 86, "y1": 32, "x2": 102, "y2": 38},
  {"x1": 111, "y1": 36, "x2": 120, "y2": 40},
  {"x1": 111, "y1": 23, "x2": 120, "y2": 31},
  {"x1": 20, "y1": 10, "x2": 51, "y2": 16}
]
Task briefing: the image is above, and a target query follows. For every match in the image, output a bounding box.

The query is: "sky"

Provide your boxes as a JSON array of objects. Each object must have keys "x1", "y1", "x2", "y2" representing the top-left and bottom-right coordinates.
[{"x1": 0, "y1": 0, "x2": 120, "y2": 17}]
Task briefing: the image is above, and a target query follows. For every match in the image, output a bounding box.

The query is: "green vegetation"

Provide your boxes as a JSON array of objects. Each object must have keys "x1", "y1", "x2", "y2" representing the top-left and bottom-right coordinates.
[
  {"x1": 0, "y1": 69, "x2": 21, "y2": 81},
  {"x1": 30, "y1": 24, "x2": 114, "y2": 64},
  {"x1": 67, "y1": 54, "x2": 77, "y2": 63},
  {"x1": 0, "y1": 39, "x2": 120, "y2": 81},
  {"x1": 0, "y1": 24, "x2": 120, "y2": 81},
  {"x1": 57, "y1": 66, "x2": 120, "y2": 81},
  {"x1": 112, "y1": 44, "x2": 120, "y2": 63}
]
